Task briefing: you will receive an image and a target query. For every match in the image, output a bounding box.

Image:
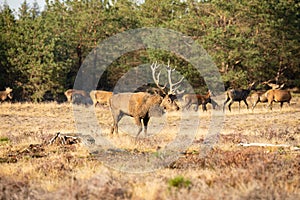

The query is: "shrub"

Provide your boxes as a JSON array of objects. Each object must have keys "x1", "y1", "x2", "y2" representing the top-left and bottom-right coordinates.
[{"x1": 168, "y1": 176, "x2": 192, "y2": 189}]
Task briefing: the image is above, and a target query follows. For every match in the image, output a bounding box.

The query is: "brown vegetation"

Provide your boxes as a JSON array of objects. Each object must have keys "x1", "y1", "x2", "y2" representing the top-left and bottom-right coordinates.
[{"x1": 0, "y1": 94, "x2": 299, "y2": 199}]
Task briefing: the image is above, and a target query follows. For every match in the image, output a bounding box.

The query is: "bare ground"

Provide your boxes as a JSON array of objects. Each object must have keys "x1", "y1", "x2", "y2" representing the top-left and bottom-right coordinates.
[{"x1": 0, "y1": 96, "x2": 299, "y2": 199}]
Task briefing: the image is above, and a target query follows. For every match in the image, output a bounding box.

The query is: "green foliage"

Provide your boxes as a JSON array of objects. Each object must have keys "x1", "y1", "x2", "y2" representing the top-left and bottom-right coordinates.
[
  {"x1": 168, "y1": 175, "x2": 192, "y2": 189},
  {"x1": 0, "y1": 0, "x2": 299, "y2": 101},
  {"x1": 222, "y1": 70, "x2": 249, "y2": 89},
  {"x1": 0, "y1": 137, "x2": 10, "y2": 144}
]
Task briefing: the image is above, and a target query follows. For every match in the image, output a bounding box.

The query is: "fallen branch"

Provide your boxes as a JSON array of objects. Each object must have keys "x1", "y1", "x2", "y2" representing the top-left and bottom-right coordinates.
[
  {"x1": 48, "y1": 132, "x2": 81, "y2": 145},
  {"x1": 238, "y1": 143, "x2": 300, "y2": 151},
  {"x1": 48, "y1": 132, "x2": 95, "y2": 146}
]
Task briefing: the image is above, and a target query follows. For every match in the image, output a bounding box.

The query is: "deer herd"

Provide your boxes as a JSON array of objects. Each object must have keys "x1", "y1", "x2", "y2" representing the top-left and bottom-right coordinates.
[{"x1": 0, "y1": 63, "x2": 297, "y2": 138}]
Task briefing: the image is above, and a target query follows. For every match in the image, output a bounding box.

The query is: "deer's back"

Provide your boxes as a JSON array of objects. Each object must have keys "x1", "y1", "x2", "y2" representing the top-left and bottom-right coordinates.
[
  {"x1": 228, "y1": 89, "x2": 250, "y2": 101},
  {"x1": 266, "y1": 89, "x2": 291, "y2": 102}
]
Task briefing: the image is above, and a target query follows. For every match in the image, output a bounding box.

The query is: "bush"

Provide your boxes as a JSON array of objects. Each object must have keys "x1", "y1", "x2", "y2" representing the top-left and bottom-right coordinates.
[{"x1": 168, "y1": 176, "x2": 192, "y2": 189}]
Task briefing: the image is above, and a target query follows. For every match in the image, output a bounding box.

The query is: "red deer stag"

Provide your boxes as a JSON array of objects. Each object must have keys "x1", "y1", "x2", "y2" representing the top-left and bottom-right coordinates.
[
  {"x1": 223, "y1": 82, "x2": 256, "y2": 112},
  {"x1": 265, "y1": 89, "x2": 291, "y2": 110},
  {"x1": 0, "y1": 87, "x2": 13, "y2": 102},
  {"x1": 181, "y1": 90, "x2": 218, "y2": 112},
  {"x1": 262, "y1": 80, "x2": 285, "y2": 90},
  {"x1": 109, "y1": 62, "x2": 183, "y2": 139},
  {"x1": 251, "y1": 81, "x2": 286, "y2": 111},
  {"x1": 64, "y1": 89, "x2": 88, "y2": 104},
  {"x1": 90, "y1": 90, "x2": 113, "y2": 107}
]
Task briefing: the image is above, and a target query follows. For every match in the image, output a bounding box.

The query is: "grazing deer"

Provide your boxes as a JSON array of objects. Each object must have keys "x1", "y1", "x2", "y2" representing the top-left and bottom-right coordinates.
[
  {"x1": 90, "y1": 90, "x2": 113, "y2": 107},
  {"x1": 0, "y1": 87, "x2": 13, "y2": 102},
  {"x1": 181, "y1": 90, "x2": 218, "y2": 112},
  {"x1": 250, "y1": 91, "x2": 268, "y2": 111},
  {"x1": 64, "y1": 89, "x2": 88, "y2": 104},
  {"x1": 223, "y1": 82, "x2": 256, "y2": 112},
  {"x1": 265, "y1": 89, "x2": 291, "y2": 110},
  {"x1": 109, "y1": 62, "x2": 183, "y2": 138}
]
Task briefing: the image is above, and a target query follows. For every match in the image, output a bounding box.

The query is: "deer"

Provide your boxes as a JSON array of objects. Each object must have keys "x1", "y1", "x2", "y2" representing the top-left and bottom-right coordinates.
[
  {"x1": 250, "y1": 91, "x2": 268, "y2": 111},
  {"x1": 223, "y1": 82, "x2": 256, "y2": 112},
  {"x1": 64, "y1": 89, "x2": 88, "y2": 104},
  {"x1": 89, "y1": 90, "x2": 113, "y2": 107},
  {"x1": 262, "y1": 80, "x2": 285, "y2": 90},
  {"x1": 0, "y1": 87, "x2": 13, "y2": 102},
  {"x1": 250, "y1": 81, "x2": 287, "y2": 111},
  {"x1": 265, "y1": 89, "x2": 291, "y2": 110},
  {"x1": 181, "y1": 90, "x2": 218, "y2": 112},
  {"x1": 109, "y1": 62, "x2": 183, "y2": 139}
]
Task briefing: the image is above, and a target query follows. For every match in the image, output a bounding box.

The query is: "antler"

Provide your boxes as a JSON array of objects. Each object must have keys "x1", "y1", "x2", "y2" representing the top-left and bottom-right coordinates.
[
  {"x1": 165, "y1": 61, "x2": 185, "y2": 95},
  {"x1": 150, "y1": 61, "x2": 185, "y2": 95},
  {"x1": 150, "y1": 61, "x2": 167, "y2": 94}
]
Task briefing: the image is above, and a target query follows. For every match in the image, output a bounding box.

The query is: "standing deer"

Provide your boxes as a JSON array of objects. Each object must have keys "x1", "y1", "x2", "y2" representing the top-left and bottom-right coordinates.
[
  {"x1": 109, "y1": 62, "x2": 183, "y2": 139},
  {"x1": 64, "y1": 89, "x2": 88, "y2": 104},
  {"x1": 250, "y1": 91, "x2": 268, "y2": 111},
  {"x1": 265, "y1": 89, "x2": 291, "y2": 110},
  {"x1": 181, "y1": 90, "x2": 218, "y2": 112},
  {"x1": 223, "y1": 82, "x2": 256, "y2": 112},
  {"x1": 262, "y1": 81, "x2": 285, "y2": 90},
  {"x1": 90, "y1": 90, "x2": 113, "y2": 107},
  {"x1": 0, "y1": 87, "x2": 13, "y2": 102}
]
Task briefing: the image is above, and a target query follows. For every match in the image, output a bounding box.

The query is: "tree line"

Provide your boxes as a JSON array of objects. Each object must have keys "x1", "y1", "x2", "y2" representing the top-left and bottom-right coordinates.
[{"x1": 0, "y1": 0, "x2": 299, "y2": 102}]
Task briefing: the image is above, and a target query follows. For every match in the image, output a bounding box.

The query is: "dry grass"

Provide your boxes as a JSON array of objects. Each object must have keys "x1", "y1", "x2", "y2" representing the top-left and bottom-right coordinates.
[{"x1": 0, "y1": 95, "x2": 300, "y2": 199}]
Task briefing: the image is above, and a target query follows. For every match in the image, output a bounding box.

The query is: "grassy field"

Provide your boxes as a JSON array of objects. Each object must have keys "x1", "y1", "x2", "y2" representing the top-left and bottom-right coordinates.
[{"x1": 0, "y1": 95, "x2": 299, "y2": 199}]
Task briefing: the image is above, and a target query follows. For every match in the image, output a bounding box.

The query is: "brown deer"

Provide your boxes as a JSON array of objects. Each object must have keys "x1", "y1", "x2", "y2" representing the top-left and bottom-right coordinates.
[
  {"x1": 109, "y1": 62, "x2": 183, "y2": 138},
  {"x1": 262, "y1": 80, "x2": 285, "y2": 90},
  {"x1": 181, "y1": 90, "x2": 218, "y2": 112},
  {"x1": 64, "y1": 89, "x2": 88, "y2": 103},
  {"x1": 223, "y1": 82, "x2": 256, "y2": 112},
  {"x1": 250, "y1": 91, "x2": 268, "y2": 110},
  {"x1": 265, "y1": 89, "x2": 291, "y2": 110},
  {"x1": 89, "y1": 90, "x2": 113, "y2": 107},
  {"x1": 0, "y1": 87, "x2": 13, "y2": 102}
]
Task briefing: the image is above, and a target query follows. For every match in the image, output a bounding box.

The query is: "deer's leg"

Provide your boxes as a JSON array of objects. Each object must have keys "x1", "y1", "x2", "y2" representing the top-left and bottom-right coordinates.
[
  {"x1": 181, "y1": 99, "x2": 190, "y2": 111},
  {"x1": 110, "y1": 117, "x2": 117, "y2": 134},
  {"x1": 223, "y1": 98, "x2": 230, "y2": 112},
  {"x1": 252, "y1": 100, "x2": 258, "y2": 111},
  {"x1": 243, "y1": 99, "x2": 249, "y2": 110},
  {"x1": 202, "y1": 103, "x2": 207, "y2": 112},
  {"x1": 211, "y1": 99, "x2": 218, "y2": 109},
  {"x1": 143, "y1": 116, "x2": 150, "y2": 136},
  {"x1": 228, "y1": 100, "x2": 234, "y2": 112},
  {"x1": 194, "y1": 103, "x2": 199, "y2": 112},
  {"x1": 110, "y1": 111, "x2": 123, "y2": 134},
  {"x1": 68, "y1": 96, "x2": 72, "y2": 104},
  {"x1": 267, "y1": 101, "x2": 273, "y2": 110},
  {"x1": 134, "y1": 117, "x2": 143, "y2": 138},
  {"x1": 186, "y1": 102, "x2": 192, "y2": 111},
  {"x1": 280, "y1": 102, "x2": 284, "y2": 109}
]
